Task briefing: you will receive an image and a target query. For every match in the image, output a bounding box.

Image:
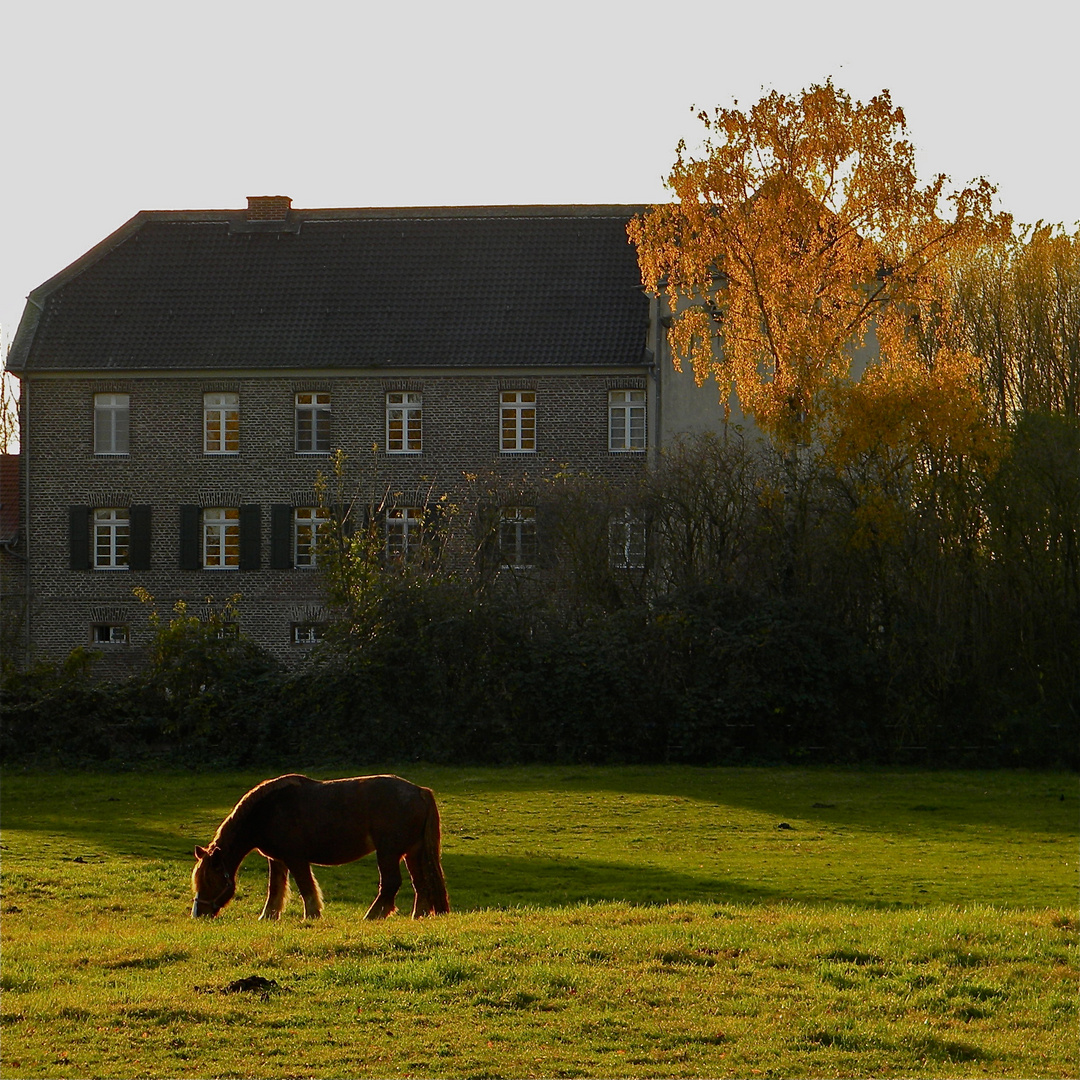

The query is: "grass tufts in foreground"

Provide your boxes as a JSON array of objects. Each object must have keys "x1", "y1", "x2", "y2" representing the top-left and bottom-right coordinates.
[
  {"x1": 2, "y1": 903, "x2": 1076, "y2": 1078},
  {"x1": 1, "y1": 766, "x2": 1077, "y2": 1077}
]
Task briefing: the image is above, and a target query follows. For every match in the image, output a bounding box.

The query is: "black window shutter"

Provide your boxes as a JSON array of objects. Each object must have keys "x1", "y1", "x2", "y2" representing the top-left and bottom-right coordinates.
[
  {"x1": 239, "y1": 505, "x2": 262, "y2": 571},
  {"x1": 179, "y1": 505, "x2": 201, "y2": 570},
  {"x1": 129, "y1": 505, "x2": 152, "y2": 570},
  {"x1": 270, "y1": 504, "x2": 293, "y2": 569},
  {"x1": 69, "y1": 506, "x2": 91, "y2": 570}
]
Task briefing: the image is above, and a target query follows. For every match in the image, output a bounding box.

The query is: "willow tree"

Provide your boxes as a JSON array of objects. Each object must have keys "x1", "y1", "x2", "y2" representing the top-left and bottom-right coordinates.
[
  {"x1": 951, "y1": 223, "x2": 1080, "y2": 423},
  {"x1": 629, "y1": 80, "x2": 1011, "y2": 449}
]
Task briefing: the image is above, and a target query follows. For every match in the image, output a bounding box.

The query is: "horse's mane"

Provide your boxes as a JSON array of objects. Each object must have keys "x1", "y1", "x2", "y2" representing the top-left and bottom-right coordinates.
[{"x1": 212, "y1": 774, "x2": 308, "y2": 846}]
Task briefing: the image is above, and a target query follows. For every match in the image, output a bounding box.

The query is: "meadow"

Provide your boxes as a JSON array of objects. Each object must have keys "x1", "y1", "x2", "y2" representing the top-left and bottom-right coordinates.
[{"x1": 1, "y1": 766, "x2": 1076, "y2": 1078}]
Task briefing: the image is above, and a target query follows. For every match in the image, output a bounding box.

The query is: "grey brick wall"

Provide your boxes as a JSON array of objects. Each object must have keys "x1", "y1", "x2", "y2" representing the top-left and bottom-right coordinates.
[{"x1": 21, "y1": 370, "x2": 649, "y2": 661}]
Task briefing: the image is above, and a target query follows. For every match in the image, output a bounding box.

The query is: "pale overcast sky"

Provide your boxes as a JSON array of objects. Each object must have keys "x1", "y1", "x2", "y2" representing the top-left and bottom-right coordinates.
[{"x1": 2, "y1": 0, "x2": 1077, "y2": 351}]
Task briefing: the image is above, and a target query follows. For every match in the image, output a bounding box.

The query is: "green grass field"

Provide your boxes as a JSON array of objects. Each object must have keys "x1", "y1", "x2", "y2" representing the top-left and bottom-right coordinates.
[{"x1": 1, "y1": 766, "x2": 1077, "y2": 1078}]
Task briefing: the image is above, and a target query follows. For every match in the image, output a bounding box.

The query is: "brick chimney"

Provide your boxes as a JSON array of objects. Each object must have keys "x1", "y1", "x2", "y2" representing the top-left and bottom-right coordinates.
[{"x1": 246, "y1": 195, "x2": 292, "y2": 221}]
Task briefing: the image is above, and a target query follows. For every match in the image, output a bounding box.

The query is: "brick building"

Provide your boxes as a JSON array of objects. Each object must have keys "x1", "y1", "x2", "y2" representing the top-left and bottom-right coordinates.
[{"x1": 6, "y1": 198, "x2": 725, "y2": 664}]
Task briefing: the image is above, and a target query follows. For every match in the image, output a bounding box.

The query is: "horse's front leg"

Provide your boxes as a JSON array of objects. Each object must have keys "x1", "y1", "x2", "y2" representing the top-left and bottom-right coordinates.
[
  {"x1": 290, "y1": 862, "x2": 324, "y2": 920},
  {"x1": 259, "y1": 858, "x2": 290, "y2": 920},
  {"x1": 365, "y1": 850, "x2": 403, "y2": 919}
]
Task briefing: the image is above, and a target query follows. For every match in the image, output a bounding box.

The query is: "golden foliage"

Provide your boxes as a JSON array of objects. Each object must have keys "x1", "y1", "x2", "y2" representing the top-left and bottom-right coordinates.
[
  {"x1": 950, "y1": 223, "x2": 1080, "y2": 421},
  {"x1": 823, "y1": 348, "x2": 1004, "y2": 546},
  {"x1": 825, "y1": 348, "x2": 999, "y2": 469},
  {"x1": 629, "y1": 80, "x2": 1011, "y2": 447}
]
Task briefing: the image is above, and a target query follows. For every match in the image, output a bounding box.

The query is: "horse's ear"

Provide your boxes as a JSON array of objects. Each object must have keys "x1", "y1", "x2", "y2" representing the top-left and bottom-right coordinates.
[{"x1": 194, "y1": 846, "x2": 209, "y2": 861}]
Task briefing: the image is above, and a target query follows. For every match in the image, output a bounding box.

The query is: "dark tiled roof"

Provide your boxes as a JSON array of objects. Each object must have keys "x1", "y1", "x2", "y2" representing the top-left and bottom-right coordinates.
[{"x1": 11, "y1": 206, "x2": 650, "y2": 372}]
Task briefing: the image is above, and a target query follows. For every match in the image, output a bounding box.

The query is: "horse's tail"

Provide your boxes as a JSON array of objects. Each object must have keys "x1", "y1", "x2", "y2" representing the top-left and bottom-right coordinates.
[{"x1": 418, "y1": 786, "x2": 450, "y2": 915}]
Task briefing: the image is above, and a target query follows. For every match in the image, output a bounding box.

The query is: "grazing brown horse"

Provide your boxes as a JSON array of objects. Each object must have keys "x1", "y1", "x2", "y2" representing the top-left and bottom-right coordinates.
[{"x1": 191, "y1": 774, "x2": 449, "y2": 920}]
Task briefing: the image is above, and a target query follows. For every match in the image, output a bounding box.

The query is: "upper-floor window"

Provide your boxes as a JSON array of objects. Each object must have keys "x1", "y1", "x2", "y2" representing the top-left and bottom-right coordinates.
[
  {"x1": 294, "y1": 506, "x2": 330, "y2": 568},
  {"x1": 94, "y1": 393, "x2": 129, "y2": 455},
  {"x1": 93, "y1": 508, "x2": 130, "y2": 570},
  {"x1": 609, "y1": 389, "x2": 646, "y2": 451},
  {"x1": 204, "y1": 393, "x2": 239, "y2": 454},
  {"x1": 387, "y1": 392, "x2": 422, "y2": 454},
  {"x1": 501, "y1": 391, "x2": 536, "y2": 452},
  {"x1": 499, "y1": 506, "x2": 537, "y2": 567},
  {"x1": 203, "y1": 507, "x2": 240, "y2": 569},
  {"x1": 295, "y1": 392, "x2": 331, "y2": 454},
  {"x1": 385, "y1": 507, "x2": 423, "y2": 560}
]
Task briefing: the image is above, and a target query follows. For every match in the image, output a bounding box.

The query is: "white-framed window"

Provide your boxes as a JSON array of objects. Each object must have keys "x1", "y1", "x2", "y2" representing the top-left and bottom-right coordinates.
[
  {"x1": 499, "y1": 506, "x2": 537, "y2": 567},
  {"x1": 203, "y1": 507, "x2": 240, "y2": 569},
  {"x1": 500, "y1": 390, "x2": 536, "y2": 452},
  {"x1": 93, "y1": 508, "x2": 130, "y2": 570},
  {"x1": 294, "y1": 506, "x2": 330, "y2": 568},
  {"x1": 295, "y1": 392, "x2": 331, "y2": 454},
  {"x1": 292, "y1": 622, "x2": 325, "y2": 645},
  {"x1": 609, "y1": 510, "x2": 647, "y2": 569},
  {"x1": 387, "y1": 392, "x2": 422, "y2": 453},
  {"x1": 92, "y1": 624, "x2": 129, "y2": 644},
  {"x1": 609, "y1": 389, "x2": 646, "y2": 451},
  {"x1": 204, "y1": 392, "x2": 239, "y2": 454},
  {"x1": 385, "y1": 507, "x2": 423, "y2": 559},
  {"x1": 94, "y1": 393, "x2": 130, "y2": 455}
]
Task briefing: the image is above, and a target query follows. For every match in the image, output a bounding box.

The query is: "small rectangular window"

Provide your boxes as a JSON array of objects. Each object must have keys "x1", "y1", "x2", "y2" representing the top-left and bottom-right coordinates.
[
  {"x1": 92, "y1": 624, "x2": 129, "y2": 644},
  {"x1": 387, "y1": 392, "x2": 422, "y2": 453},
  {"x1": 500, "y1": 391, "x2": 536, "y2": 452},
  {"x1": 94, "y1": 394, "x2": 130, "y2": 455},
  {"x1": 203, "y1": 507, "x2": 240, "y2": 569},
  {"x1": 385, "y1": 507, "x2": 423, "y2": 559},
  {"x1": 609, "y1": 389, "x2": 646, "y2": 451},
  {"x1": 499, "y1": 506, "x2": 537, "y2": 567},
  {"x1": 93, "y1": 508, "x2": 130, "y2": 570},
  {"x1": 294, "y1": 507, "x2": 330, "y2": 568},
  {"x1": 295, "y1": 392, "x2": 331, "y2": 453},
  {"x1": 204, "y1": 393, "x2": 239, "y2": 454},
  {"x1": 292, "y1": 622, "x2": 325, "y2": 645}
]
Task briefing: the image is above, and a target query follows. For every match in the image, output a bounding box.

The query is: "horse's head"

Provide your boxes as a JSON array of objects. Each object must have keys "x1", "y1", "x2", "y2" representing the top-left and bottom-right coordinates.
[{"x1": 191, "y1": 844, "x2": 236, "y2": 917}]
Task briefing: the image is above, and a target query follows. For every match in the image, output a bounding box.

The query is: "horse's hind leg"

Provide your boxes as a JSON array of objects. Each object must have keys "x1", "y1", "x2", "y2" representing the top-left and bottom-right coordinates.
[
  {"x1": 365, "y1": 850, "x2": 403, "y2": 920},
  {"x1": 259, "y1": 858, "x2": 290, "y2": 920},
  {"x1": 290, "y1": 863, "x2": 324, "y2": 920},
  {"x1": 404, "y1": 852, "x2": 431, "y2": 918}
]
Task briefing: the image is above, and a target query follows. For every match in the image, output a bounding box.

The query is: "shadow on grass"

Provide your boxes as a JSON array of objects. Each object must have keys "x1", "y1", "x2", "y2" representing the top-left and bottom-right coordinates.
[
  {"x1": 425, "y1": 765, "x2": 1077, "y2": 837},
  {"x1": 312, "y1": 851, "x2": 831, "y2": 913},
  {"x1": 3, "y1": 768, "x2": 1076, "y2": 915}
]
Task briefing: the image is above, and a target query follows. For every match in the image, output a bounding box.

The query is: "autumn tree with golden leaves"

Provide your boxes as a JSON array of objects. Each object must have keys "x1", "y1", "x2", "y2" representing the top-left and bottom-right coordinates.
[{"x1": 629, "y1": 80, "x2": 1011, "y2": 451}]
